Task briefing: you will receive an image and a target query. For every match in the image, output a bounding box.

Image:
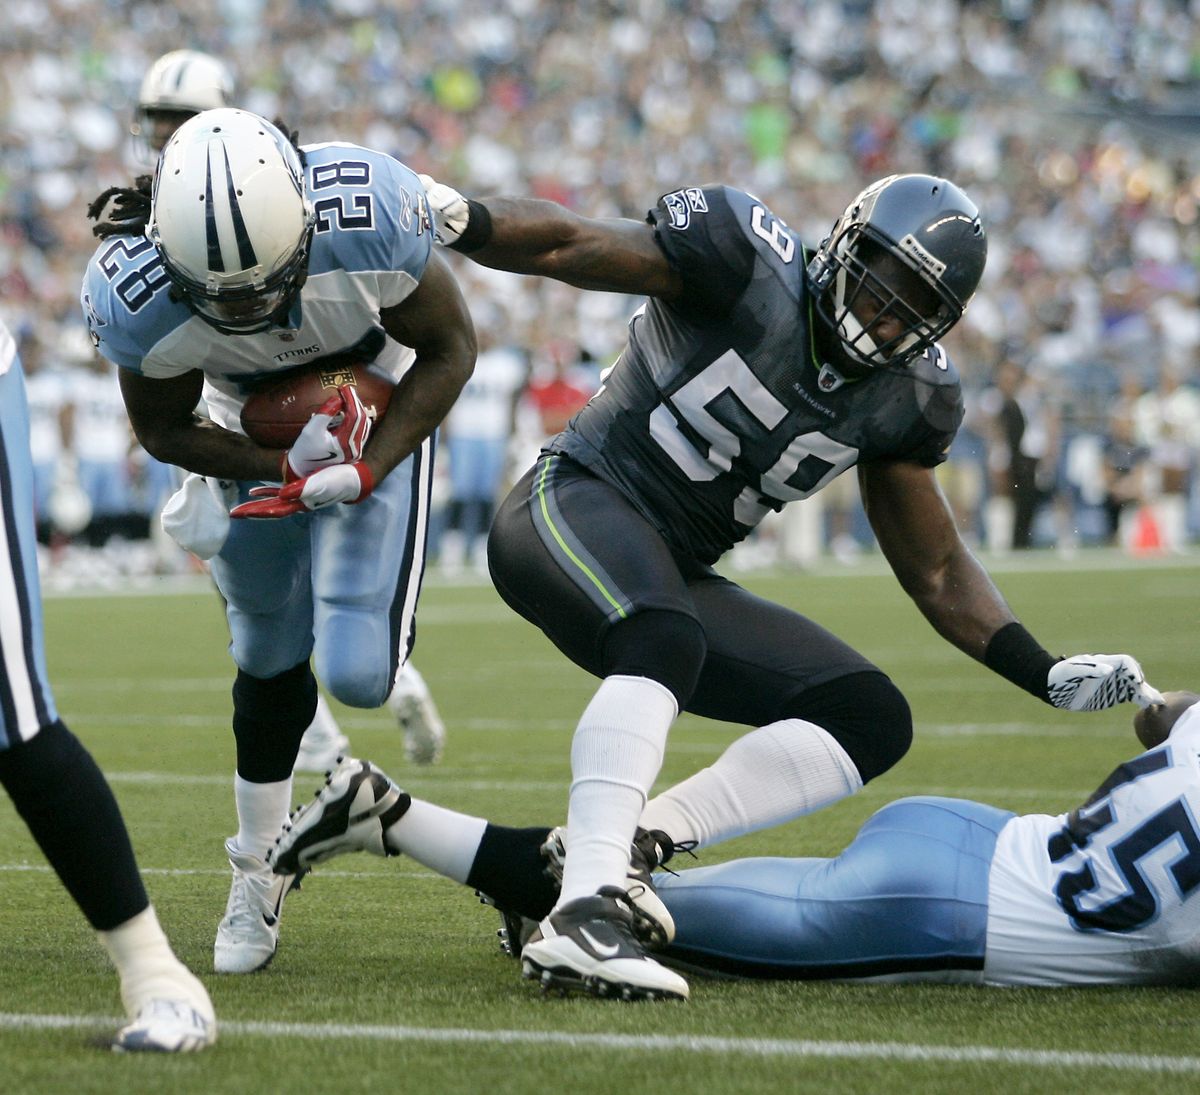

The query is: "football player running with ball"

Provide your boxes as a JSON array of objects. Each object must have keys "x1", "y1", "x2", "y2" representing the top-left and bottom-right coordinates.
[
  {"x1": 82, "y1": 110, "x2": 475, "y2": 976},
  {"x1": 412, "y1": 173, "x2": 1157, "y2": 1001},
  {"x1": 130, "y1": 49, "x2": 450, "y2": 775}
]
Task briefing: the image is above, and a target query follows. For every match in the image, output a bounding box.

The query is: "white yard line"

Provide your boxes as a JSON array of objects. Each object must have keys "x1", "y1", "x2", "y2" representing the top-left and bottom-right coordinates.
[
  {"x1": 0, "y1": 863, "x2": 429, "y2": 879},
  {"x1": 0, "y1": 1011, "x2": 1196, "y2": 1073}
]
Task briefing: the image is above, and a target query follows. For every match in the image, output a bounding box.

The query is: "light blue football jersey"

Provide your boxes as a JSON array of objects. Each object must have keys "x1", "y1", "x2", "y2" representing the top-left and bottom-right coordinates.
[{"x1": 81, "y1": 141, "x2": 432, "y2": 435}]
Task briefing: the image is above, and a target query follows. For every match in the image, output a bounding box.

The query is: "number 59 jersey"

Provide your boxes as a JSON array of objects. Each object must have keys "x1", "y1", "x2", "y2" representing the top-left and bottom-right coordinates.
[
  {"x1": 548, "y1": 185, "x2": 964, "y2": 566},
  {"x1": 986, "y1": 702, "x2": 1200, "y2": 986},
  {"x1": 80, "y1": 142, "x2": 431, "y2": 435}
]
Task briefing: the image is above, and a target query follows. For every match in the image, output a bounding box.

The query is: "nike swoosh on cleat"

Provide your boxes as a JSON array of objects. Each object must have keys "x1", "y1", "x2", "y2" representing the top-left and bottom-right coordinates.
[{"x1": 578, "y1": 927, "x2": 621, "y2": 958}]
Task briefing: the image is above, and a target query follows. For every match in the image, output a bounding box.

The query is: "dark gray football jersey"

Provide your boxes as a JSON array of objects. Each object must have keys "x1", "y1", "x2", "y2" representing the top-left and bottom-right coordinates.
[{"x1": 548, "y1": 185, "x2": 963, "y2": 564}]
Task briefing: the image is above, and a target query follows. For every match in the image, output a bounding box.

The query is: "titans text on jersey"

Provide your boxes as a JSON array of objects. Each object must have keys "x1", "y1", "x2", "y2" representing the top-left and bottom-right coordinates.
[{"x1": 81, "y1": 142, "x2": 431, "y2": 429}]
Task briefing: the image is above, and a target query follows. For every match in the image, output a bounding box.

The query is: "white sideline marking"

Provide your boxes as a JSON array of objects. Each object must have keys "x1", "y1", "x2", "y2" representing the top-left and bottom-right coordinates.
[
  {"x1": 95, "y1": 771, "x2": 568, "y2": 793},
  {"x1": 0, "y1": 1011, "x2": 1197, "y2": 1072},
  {"x1": 0, "y1": 769, "x2": 1076, "y2": 800},
  {"x1": 0, "y1": 863, "x2": 431, "y2": 880}
]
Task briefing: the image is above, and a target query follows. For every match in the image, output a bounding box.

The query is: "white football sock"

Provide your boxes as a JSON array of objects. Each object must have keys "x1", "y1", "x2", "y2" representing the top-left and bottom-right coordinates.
[
  {"x1": 638, "y1": 719, "x2": 862, "y2": 847},
  {"x1": 557, "y1": 675, "x2": 677, "y2": 907},
  {"x1": 306, "y1": 693, "x2": 342, "y2": 738},
  {"x1": 100, "y1": 906, "x2": 213, "y2": 1020},
  {"x1": 233, "y1": 773, "x2": 293, "y2": 861},
  {"x1": 384, "y1": 800, "x2": 487, "y2": 884}
]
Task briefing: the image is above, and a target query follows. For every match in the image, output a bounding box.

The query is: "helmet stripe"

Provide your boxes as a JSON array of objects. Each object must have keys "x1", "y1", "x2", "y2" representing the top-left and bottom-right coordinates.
[
  {"x1": 203, "y1": 146, "x2": 224, "y2": 272},
  {"x1": 222, "y1": 154, "x2": 259, "y2": 270}
]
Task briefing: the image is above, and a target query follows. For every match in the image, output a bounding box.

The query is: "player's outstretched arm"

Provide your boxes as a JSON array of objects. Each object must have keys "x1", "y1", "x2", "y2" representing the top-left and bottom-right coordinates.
[
  {"x1": 371, "y1": 248, "x2": 477, "y2": 484},
  {"x1": 420, "y1": 174, "x2": 682, "y2": 300},
  {"x1": 119, "y1": 367, "x2": 284, "y2": 481},
  {"x1": 861, "y1": 459, "x2": 1158, "y2": 711}
]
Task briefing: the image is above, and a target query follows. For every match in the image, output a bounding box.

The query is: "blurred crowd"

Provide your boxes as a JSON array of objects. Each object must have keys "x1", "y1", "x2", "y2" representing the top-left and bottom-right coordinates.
[{"x1": 3, "y1": 0, "x2": 1199, "y2": 579}]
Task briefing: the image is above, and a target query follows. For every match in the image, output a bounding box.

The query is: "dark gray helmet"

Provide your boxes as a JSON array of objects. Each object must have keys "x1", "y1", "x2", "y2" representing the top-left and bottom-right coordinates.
[{"x1": 806, "y1": 174, "x2": 987, "y2": 369}]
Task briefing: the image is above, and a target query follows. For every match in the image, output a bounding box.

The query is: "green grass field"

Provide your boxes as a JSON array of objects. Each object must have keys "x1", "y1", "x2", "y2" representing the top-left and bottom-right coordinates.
[{"x1": 2, "y1": 553, "x2": 1199, "y2": 1093}]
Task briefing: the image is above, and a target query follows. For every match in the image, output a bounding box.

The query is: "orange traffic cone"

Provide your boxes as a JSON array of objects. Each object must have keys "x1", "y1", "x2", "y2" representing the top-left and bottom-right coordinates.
[{"x1": 1130, "y1": 505, "x2": 1164, "y2": 556}]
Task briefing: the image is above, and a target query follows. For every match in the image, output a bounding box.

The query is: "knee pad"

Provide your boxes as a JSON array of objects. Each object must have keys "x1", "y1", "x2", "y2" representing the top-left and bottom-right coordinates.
[
  {"x1": 231, "y1": 638, "x2": 313, "y2": 682},
  {"x1": 313, "y1": 611, "x2": 396, "y2": 709},
  {"x1": 601, "y1": 610, "x2": 707, "y2": 710},
  {"x1": 232, "y1": 662, "x2": 318, "y2": 782},
  {"x1": 780, "y1": 671, "x2": 912, "y2": 784}
]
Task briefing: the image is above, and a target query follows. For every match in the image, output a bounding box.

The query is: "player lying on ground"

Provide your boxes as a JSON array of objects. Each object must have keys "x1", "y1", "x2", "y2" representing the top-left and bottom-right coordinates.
[{"x1": 270, "y1": 688, "x2": 1200, "y2": 992}]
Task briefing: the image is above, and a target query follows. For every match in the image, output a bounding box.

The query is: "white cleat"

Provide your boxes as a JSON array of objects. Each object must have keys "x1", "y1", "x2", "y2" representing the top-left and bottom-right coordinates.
[
  {"x1": 294, "y1": 726, "x2": 350, "y2": 773},
  {"x1": 521, "y1": 887, "x2": 688, "y2": 1001},
  {"x1": 214, "y1": 837, "x2": 305, "y2": 974},
  {"x1": 541, "y1": 826, "x2": 677, "y2": 949},
  {"x1": 388, "y1": 663, "x2": 446, "y2": 765},
  {"x1": 270, "y1": 757, "x2": 411, "y2": 875},
  {"x1": 112, "y1": 998, "x2": 216, "y2": 1053}
]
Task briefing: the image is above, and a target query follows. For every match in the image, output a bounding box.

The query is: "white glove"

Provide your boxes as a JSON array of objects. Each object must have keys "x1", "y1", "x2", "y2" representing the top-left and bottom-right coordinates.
[
  {"x1": 231, "y1": 464, "x2": 374, "y2": 519},
  {"x1": 284, "y1": 389, "x2": 370, "y2": 481},
  {"x1": 1047, "y1": 654, "x2": 1162, "y2": 712},
  {"x1": 418, "y1": 173, "x2": 471, "y2": 246}
]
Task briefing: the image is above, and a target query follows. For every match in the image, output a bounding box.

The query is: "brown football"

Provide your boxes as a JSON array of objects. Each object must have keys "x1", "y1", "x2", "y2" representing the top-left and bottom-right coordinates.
[{"x1": 239, "y1": 361, "x2": 395, "y2": 448}]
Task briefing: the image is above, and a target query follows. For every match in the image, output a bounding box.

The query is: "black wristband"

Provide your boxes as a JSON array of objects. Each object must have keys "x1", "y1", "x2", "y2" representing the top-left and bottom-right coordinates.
[
  {"x1": 448, "y1": 199, "x2": 494, "y2": 254},
  {"x1": 984, "y1": 622, "x2": 1060, "y2": 703}
]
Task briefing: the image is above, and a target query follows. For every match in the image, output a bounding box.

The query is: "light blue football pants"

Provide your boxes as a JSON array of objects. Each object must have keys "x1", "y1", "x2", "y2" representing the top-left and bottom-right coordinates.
[
  {"x1": 210, "y1": 435, "x2": 434, "y2": 707},
  {"x1": 0, "y1": 355, "x2": 58, "y2": 748},
  {"x1": 656, "y1": 796, "x2": 1014, "y2": 980}
]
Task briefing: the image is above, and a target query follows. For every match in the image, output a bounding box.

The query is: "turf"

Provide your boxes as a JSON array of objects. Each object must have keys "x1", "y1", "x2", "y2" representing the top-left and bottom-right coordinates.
[{"x1": 2, "y1": 551, "x2": 1198, "y2": 1093}]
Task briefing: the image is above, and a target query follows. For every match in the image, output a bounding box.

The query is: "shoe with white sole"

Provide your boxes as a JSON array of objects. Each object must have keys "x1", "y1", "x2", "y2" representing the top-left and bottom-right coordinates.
[
  {"x1": 112, "y1": 998, "x2": 216, "y2": 1053},
  {"x1": 388, "y1": 663, "x2": 446, "y2": 765},
  {"x1": 540, "y1": 826, "x2": 677, "y2": 949},
  {"x1": 214, "y1": 838, "x2": 305, "y2": 973},
  {"x1": 270, "y1": 757, "x2": 411, "y2": 875},
  {"x1": 521, "y1": 886, "x2": 689, "y2": 1001}
]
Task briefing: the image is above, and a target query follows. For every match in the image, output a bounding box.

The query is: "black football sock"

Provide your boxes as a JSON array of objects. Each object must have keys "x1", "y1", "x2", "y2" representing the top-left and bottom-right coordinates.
[
  {"x1": 465, "y1": 824, "x2": 559, "y2": 920},
  {"x1": 0, "y1": 720, "x2": 148, "y2": 931},
  {"x1": 232, "y1": 660, "x2": 318, "y2": 780}
]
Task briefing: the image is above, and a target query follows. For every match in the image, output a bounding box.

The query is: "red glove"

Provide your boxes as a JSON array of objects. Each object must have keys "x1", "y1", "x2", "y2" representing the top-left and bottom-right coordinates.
[
  {"x1": 282, "y1": 385, "x2": 373, "y2": 483},
  {"x1": 231, "y1": 463, "x2": 376, "y2": 519}
]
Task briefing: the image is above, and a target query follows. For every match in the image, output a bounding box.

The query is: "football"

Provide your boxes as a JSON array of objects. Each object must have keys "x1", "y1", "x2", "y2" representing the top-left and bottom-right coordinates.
[{"x1": 239, "y1": 360, "x2": 395, "y2": 448}]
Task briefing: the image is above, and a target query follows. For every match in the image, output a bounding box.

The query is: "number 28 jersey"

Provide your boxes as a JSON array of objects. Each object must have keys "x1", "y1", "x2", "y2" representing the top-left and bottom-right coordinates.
[
  {"x1": 548, "y1": 185, "x2": 964, "y2": 565},
  {"x1": 986, "y1": 703, "x2": 1200, "y2": 986},
  {"x1": 80, "y1": 142, "x2": 431, "y2": 436}
]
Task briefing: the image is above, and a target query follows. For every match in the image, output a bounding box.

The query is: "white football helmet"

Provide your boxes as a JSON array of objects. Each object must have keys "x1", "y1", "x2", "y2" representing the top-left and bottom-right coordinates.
[
  {"x1": 149, "y1": 109, "x2": 315, "y2": 334},
  {"x1": 132, "y1": 50, "x2": 235, "y2": 153}
]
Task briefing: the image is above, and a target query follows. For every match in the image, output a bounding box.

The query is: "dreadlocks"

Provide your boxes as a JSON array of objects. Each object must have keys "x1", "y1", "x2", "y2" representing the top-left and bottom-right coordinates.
[
  {"x1": 86, "y1": 175, "x2": 153, "y2": 240},
  {"x1": 85, "y1": 120, "x2": 304, "y2": 243}
]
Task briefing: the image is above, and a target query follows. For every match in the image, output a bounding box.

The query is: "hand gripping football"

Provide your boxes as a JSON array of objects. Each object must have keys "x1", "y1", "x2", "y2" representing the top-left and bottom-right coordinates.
[{"x1": 240, "y1": 361, "x2": 395, "y2": 448}]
